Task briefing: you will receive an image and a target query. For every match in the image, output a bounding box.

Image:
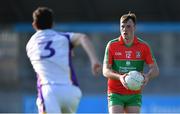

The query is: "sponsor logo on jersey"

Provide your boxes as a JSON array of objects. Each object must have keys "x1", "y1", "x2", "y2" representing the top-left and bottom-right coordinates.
[{"x1": 126, "y1": 61, "x2": 131, "y2": 66}]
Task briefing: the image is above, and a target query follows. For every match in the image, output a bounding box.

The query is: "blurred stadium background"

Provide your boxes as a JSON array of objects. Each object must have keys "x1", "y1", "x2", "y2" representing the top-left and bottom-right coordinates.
[{"x1": 0, "y1": 0, "x2": 180, "y2": 113}]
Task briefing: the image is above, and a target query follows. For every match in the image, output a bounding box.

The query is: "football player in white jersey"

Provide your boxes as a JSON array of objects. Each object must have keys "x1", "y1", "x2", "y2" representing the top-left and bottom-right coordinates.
[{"x1": 26, "y1": 6, "x2": 101, "y2": 113}]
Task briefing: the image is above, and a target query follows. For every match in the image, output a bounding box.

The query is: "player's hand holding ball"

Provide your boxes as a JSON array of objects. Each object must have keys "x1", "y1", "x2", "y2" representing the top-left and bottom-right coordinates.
[
  {"x1": 125, "y1": 71, "x2": 144, "y2": 90},
  {"x1": 119, "y1": 73, "x2": 129, "y2": 90},
  {"x1": 141, "y1": 72, "x2": 150, "y2": 87},
  {"x1": 120, "y1": 71, "x2": 145, "y2": 91}
]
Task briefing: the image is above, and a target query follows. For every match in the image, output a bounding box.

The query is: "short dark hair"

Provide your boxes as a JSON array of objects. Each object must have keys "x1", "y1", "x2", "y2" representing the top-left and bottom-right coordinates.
[
  {"x1": 33, "y1": 6, "x2": 53, "y2": 29},
  {"x1": 120, "y1": 12, "x2": 136, "y2": 25}
]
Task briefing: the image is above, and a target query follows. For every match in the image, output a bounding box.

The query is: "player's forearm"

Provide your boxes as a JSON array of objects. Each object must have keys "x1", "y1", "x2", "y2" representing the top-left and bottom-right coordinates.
[
  {"x1": 80, "y1": 35, "x2": 99, "y2": 63},
  {"x1": 103, "y1": 64, "x2": 121, "y2": 80},
  {"x1": 146, "y1": 64, "x2": 159, "y2": 79}
]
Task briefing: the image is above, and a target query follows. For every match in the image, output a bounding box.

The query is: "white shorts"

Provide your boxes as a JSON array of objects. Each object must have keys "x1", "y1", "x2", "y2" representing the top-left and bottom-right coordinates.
[{"x1": 36, "y1": 84, "x2": 82, "y2": 113}]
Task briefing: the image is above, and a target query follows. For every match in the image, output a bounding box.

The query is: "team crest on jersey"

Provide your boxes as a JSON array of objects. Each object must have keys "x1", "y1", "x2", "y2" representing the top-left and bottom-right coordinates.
[
  {"x1": 126, "y1": 61, "x2": 131, "y2": 66},
  {"x1": 136, "y1": 51, "x2": 141, "y2": 58}
]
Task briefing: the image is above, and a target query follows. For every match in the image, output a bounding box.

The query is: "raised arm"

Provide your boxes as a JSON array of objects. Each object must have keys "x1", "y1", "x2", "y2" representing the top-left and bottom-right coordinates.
[{"x1": 71, "y1": 33, "x2": 101, "y2": 76}]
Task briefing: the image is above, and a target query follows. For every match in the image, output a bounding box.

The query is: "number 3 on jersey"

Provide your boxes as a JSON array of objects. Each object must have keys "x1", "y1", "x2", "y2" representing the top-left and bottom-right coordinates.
[{"x1": 39, "y1": 40, "x2": 55, "y2": 59}]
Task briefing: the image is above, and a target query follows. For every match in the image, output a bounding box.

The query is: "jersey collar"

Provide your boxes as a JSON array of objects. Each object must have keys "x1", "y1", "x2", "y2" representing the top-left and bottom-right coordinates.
[{"x1": 119, "y1": 35, "x2": 139, "y2": 45}]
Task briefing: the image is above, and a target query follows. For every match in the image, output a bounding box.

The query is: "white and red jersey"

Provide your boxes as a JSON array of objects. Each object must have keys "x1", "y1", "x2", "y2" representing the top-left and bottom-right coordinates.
[{"x1": 26, "y1": 29, "x2": 78, "y2": 86}]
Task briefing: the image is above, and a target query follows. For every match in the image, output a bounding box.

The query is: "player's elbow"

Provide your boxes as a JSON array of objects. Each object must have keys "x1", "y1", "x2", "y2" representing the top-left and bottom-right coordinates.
[{"x1": 102, "y1": 67, "x2": 109, "y2": 78}]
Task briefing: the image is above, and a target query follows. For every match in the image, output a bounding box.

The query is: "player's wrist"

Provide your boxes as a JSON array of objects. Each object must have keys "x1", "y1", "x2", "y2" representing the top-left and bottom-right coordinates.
[
  {"x1": 144, "y1": 73, "x2": 151, "y2": 80},
  {"x1": 118, "y1": 73, "x2": 127, "y2": 82}
]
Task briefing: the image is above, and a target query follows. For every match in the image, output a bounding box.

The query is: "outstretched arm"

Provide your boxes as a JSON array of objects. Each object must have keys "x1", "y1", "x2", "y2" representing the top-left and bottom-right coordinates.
[{"x1": 71, "y1": 33, "x2": 101, "y2": 76}]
